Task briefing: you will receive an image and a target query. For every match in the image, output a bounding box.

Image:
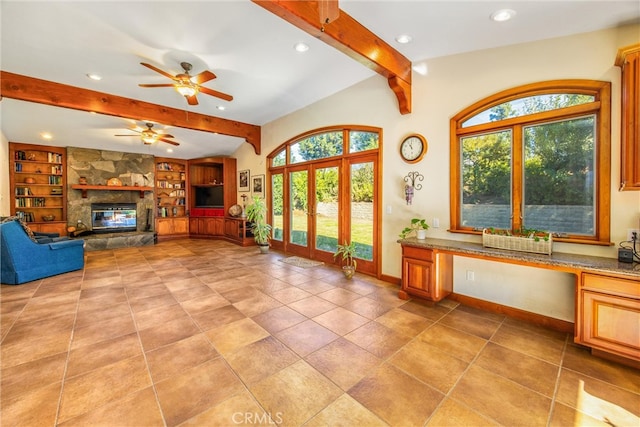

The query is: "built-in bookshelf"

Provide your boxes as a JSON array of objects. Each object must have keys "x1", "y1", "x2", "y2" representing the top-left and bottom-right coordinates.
[
  {"x1": 9, "y1": 142, "x2": 68, "y2": 235},
  {"x1": 155, "y1": 157, "x2": 189, "y2": 238}
]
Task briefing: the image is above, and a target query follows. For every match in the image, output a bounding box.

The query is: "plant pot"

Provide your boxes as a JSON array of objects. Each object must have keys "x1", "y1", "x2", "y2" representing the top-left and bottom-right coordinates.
[
  {"x1": 416, "y1": 229, "x2": 427, "y2": 239},
  {"x1": 258, "y1": 244, "x2": 269, "y2": 254},
  {"x1": 342, "y1": 265, "x2": 356, "y2": 279}
]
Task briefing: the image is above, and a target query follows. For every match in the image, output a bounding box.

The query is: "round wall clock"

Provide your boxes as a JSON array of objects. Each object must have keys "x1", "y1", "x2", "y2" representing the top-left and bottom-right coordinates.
[{"x1": 400, "y1": 134, "x2": 428, "y2": 163}]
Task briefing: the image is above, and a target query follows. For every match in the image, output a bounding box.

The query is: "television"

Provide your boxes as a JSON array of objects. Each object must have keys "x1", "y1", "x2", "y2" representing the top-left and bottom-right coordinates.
[{"x1": 195, "y1": 185, "x2": 224, "y2": 208}]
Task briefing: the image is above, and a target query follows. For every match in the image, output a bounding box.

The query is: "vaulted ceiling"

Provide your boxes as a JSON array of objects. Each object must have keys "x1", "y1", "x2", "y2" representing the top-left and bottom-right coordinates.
[{"x1": 1, "y1": 1, "x2": 638, "y2": 159}]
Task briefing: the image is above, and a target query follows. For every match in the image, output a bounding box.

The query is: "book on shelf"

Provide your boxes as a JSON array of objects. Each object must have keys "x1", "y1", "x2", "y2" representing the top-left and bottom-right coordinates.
[
  {"x1": 16, "y1": 211, "x2": 35, "y2": 222},
  {"x1": 15, "y1": 197, "x2": 46, "y2": 207},
  {"x1": 15, "y1": 187, "x2": 33, "y2": 196},
  {"x1": 47, "y1": 152, "x2": 63, "y2": 163}
]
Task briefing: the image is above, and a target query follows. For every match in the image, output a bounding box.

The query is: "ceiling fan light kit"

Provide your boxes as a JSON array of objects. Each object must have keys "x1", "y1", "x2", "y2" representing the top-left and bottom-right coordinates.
[
  {"x1": 139, "y1": 61, "x2": 232, "y2": 106},
  {"x1": 115, "y1": 123, "x2": 179, "y2": 146}
]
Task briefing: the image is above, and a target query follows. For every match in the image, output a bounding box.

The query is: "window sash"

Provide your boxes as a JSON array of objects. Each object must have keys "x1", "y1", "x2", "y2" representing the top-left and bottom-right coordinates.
[{"x1": 450, "y1": 80, "x2": 611, "y2": 245}]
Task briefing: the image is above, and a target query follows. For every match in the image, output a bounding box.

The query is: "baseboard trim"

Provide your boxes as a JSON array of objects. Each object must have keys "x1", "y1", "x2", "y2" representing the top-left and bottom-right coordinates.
[{"x1": 448, "y1": 293, "x2": 574, "y2": 334}]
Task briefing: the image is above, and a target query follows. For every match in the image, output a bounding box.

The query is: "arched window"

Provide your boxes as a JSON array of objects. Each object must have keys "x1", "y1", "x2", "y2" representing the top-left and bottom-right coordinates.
[{"x1": 450, "y1": 80, "x2": 611, "y2": 245}]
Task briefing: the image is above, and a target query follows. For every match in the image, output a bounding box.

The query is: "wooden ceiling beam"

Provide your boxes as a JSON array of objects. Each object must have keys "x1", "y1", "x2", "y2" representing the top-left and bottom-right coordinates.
[
  {"x1": 253, "y1": 0, "x2": 412, "y2": 114},
  {"x1": 0, "y1": 71, "x2": 261, "y2": 154}
]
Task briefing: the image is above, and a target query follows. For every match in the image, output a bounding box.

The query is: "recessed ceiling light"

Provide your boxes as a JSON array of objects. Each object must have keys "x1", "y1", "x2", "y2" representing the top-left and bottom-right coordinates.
[
  {"x1": 86, "y1": 73, "x2": 102, "y2": 81},
  {"x1": 166, "y1": 148, "x2": 173, "y2": 153},
  {"x1": 40, "y1": 132, "x2": 53, "y2": 140},
  {"x1": 395, "y1": 34, "x2": 412, "y2": 44},
  {"x1": 294, "y1": 42, "x2": 309, "y2": 53},
  {"x1": 217, "y1": 105, "x2": 226, "y2": 111},
  {"x1": 490, "y1": 9, "x2": 516, "y2": 22}
]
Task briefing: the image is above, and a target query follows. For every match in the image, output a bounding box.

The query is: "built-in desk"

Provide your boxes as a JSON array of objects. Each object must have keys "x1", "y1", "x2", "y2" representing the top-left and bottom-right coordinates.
[{"x1": 398, "y1": 237, "x2": 640, "y2": 364}]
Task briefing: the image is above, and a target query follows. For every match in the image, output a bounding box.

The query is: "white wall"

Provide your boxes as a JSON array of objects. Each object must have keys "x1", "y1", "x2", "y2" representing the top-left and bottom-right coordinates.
[
  {"x1": 238, "y1": 26, "x2": 640, "y2": 321},
  {"x1": 0, "y1": 132, "x2": 10, "y2": 217}
]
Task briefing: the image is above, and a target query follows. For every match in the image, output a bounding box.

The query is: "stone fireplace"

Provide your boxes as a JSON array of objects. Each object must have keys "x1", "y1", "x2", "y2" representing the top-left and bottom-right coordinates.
[{"x1": 67, "y1": 147, "x2": 155, "y2": 232}]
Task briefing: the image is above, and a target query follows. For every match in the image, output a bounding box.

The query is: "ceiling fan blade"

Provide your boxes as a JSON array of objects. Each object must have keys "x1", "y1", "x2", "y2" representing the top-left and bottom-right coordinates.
[
  {"x1": 186, "y1": 95, "x2": 199, "y2": 106},
  {"x1": 159, "y1": 137, "x2": 180, "y2": 146},
  {"x1": 114, "y1": 134, "x2": 138, "y2": 137},
  {"x1": 138, "y1": 83, "x2": 174, "y2": 88},
  {"x1": 192, "y1": 70, "x2": 216, "y2": 84},
  {"x1": 157, "y1": 133, "x2": 175, "y2": 139},
  {"x1": 140, "y1": 62, "x2": 177, "y2": 81},
  {"x1": 199, "y1": 86, "x2": 233, "y2": 102}
]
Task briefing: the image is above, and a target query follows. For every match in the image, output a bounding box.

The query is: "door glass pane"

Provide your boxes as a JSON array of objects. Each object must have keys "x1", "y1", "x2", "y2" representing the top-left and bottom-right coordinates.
[
  {"x1": 350, "y1": 162, "x2": 373, "y2": 261},
  {"x1": 315, "y1": 166, "x2": 339, "y2": 253},
  {"x1": 289, "y1": 132, "x2": 343, "y2": 164},
  {"x1": 289, "y1": 170, "x2": 308, "y2": 246},
  {"x1": 271, "y1": 173, "x2": 283, "y2": 241},
  {"x1": 461, "y1": 130, "x2": 512, "y2": 229},
  {"x1": 523, "y1": 116, "x2": 595, "y2": 235}
]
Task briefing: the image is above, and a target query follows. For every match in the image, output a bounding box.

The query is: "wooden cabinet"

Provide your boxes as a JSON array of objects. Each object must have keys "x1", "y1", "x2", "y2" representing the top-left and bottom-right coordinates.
[
  {"x1": 188, "y1": 157, "x2": 237, "y2": 212},
  {"x1": 155, "y1": 157, "x2": 188, "y2": 239},
  {"x1": 579, "y1": 273, "x2": 640, "y2": 361},
  {"x1": 157, "y1": 217, "x2": 189, "y2": 236},
  {"x1": 615, "y1": 44, "x2": 640, "y2": 190},
  {"x1": 9, "y1": 142, "x2": 67, "y2": 236},
  {"x1": 189, "y1": 217, "x2": 224, "y2": 236},
  {"x1": 225, "y1": 217, "x2": 254, "y2": 246},
  {"x1": 400, "y1": 246, "x2": 452, "y2": 302}
]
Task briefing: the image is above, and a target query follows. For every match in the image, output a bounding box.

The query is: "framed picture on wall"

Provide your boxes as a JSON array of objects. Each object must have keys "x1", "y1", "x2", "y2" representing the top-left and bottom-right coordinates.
[
  {"x1": 238, "y1": 169, "x2": 250, "y2": 192},
  {"x1": 251, "y1": 174, "x2": 265, "y2": 199}
]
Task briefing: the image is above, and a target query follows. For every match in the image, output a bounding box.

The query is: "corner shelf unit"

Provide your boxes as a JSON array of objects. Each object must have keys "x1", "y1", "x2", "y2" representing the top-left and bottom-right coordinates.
[
  {"x1": 155, "y1": 157, "x2": 189, "y2": 239},
  {"x1": 9, "y1": 142, "x2": 68, "y2": 235}
]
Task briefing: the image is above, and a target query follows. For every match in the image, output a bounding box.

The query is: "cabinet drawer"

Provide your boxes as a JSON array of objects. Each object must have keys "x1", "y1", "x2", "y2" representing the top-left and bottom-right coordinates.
[
  {"x1": 583, "y1": 273, "x2": 640, "y2": 298},
  {"x1": 402, "y1": 246, "x2": 433, "y2": 262},
  {"x1": 581, "y1": 290, "x2": 640, "y2": 360}
]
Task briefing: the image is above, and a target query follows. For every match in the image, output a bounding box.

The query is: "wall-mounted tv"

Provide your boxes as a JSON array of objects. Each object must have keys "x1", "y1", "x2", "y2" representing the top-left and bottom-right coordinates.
[{"x1": 194, "y1": 185, "x2": 224, "y2": 208}]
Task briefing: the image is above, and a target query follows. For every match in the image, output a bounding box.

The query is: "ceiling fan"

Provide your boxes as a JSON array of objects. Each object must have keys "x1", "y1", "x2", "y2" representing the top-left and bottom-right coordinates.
[
  {"x1": 115, "y1": 123, "x2": 179, "y2": 146},
  {"x1": 139, "y1": 61, "x2": 233, "y2": 105}
]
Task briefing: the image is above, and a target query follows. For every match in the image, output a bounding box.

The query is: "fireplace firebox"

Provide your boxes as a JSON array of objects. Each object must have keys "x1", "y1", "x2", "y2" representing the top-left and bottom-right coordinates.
[{"x1": 91, "y1": 203, "x2": 137, "y2": 233}]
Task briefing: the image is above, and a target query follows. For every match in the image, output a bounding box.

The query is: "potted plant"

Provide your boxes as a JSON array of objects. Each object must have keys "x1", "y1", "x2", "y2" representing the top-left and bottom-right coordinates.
[
  {"x1": 399, "y1": 218, "x2": 430, "y2": 239},
  {"x1": 245, "y1": 195, "x2": 272, "y2": 253},
  {"x1": 334, "y1": 240, "x2": 357, "y2": 279}
]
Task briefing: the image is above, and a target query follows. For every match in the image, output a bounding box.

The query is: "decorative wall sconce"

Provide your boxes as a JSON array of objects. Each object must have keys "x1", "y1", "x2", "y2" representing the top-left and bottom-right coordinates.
[{"x1": 404, "y1": 171, "x2": 424, "y2": 205}]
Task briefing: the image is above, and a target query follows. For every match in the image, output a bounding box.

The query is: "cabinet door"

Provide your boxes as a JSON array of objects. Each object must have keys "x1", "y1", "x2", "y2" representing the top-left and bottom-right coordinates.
[
  {"x1": 403, "y1": 257, "x2": 434, "y2": 300},
  {"x1": 189, "y1": 218, "x2": 200, "y2": 235},
  {"x1": 581, "y1": 290, "x2": 640, "y2": 361},
  {"x1": 156, "y1": 218, "x2": 172, "y2": 235},
  {"x1": 173, "y1": 218, "x2": 189, "y2": 234},
  {"x1": 225, "y1": 219, "x2": 239, "y2": 238},
  {"x1": 617, "y1": 45, "x2": 640, "y2": 190},
  {"x1": 203, "y1": 218, "x2": 217, "y2": 235},
  {"x1": 213, "y1": 217, "x2": 224, "y2": 236}
]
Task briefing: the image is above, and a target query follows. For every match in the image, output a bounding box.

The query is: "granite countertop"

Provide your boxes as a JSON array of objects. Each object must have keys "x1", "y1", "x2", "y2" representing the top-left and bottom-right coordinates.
[{"x1": 398, "y1": 237, "x2": 640, "y2": 279}]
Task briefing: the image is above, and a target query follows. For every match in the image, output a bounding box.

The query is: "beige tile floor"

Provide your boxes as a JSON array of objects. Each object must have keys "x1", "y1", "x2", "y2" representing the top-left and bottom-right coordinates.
[{"x1": 2, "y1": 239, "x2": 639, "y2": 426}]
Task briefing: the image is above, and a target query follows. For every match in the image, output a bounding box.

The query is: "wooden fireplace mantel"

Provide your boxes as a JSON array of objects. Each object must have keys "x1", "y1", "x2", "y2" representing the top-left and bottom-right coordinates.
[{"x1": 71, "y1": 184, "x2": 153, "y2": 199}]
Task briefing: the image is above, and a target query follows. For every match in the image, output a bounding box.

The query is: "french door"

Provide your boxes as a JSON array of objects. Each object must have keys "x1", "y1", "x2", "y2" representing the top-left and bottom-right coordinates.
[
  {"x1": 272, "y1": 155, "x2": 377, "y2": 275},
  {"x1": 287, "y1": 159, "x2": 341, "y2": 264}
]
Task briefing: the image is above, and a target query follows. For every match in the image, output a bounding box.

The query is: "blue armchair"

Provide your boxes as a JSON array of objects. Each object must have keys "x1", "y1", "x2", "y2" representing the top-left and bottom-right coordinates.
[{"x1": 1, "y1": 219, "x2": 85, "y2": 285}]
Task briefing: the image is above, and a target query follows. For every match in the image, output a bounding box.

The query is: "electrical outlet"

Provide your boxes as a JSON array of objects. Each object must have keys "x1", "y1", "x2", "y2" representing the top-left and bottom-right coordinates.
[
  {"x1": 627, "y1": 229, "x2": 640, "y2": 242},
  {"x1": 466, "y1": 270, "x2": 475, "y2": 281}
]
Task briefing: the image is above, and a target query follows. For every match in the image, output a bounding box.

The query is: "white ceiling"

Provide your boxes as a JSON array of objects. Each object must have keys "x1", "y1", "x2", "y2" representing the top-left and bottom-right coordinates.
[{"x1": 1, "y1": 0, "x2": 638, "y2": 159}]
